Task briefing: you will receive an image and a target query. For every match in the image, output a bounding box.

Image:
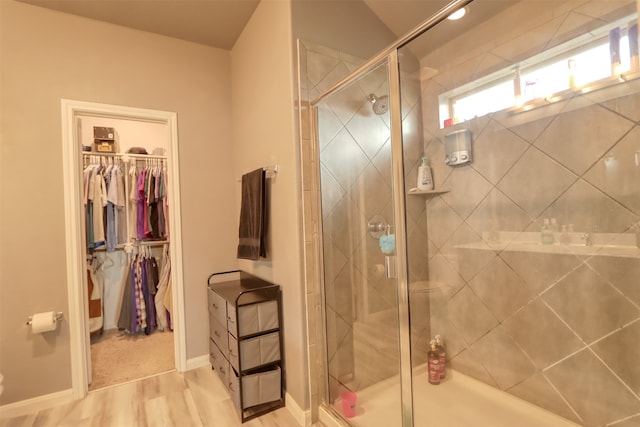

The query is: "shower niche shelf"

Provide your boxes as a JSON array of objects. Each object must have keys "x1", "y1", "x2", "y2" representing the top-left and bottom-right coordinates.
[{"x1": 407, "y1": 188, "x2": 449, "y2": 196}]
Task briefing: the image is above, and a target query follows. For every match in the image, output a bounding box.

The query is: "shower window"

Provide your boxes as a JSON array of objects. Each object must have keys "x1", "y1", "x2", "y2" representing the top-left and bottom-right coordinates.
[{"x1": 439, "y1": 12, "x2": 639, "y2": 126}]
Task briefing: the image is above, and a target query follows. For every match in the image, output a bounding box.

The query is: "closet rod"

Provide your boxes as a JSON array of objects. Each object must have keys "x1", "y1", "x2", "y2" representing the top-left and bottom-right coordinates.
[
  {"x1": 91, "y1": 240, "x2": 168, "y2": 253},
  {"x1": 82, "y1": 152, "x2": 167, "y2": 160},
  {"x1": 132, "y1": 240, "x2": 169, "y2": 246}
]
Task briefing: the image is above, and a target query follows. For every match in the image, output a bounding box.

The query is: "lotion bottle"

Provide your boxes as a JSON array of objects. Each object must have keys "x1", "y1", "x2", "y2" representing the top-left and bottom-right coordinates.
[{"x1": 417, "y1": 156, "x2": 434, "y2": 191}]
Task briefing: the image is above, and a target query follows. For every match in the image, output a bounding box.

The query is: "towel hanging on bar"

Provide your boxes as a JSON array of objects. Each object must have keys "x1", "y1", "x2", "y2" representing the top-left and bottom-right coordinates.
[{"x1": 237, "y1": 168, "x2": 267, "y2": 260}]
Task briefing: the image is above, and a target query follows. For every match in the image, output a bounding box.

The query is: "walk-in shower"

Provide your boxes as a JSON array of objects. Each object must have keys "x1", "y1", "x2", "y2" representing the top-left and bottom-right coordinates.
[{"x1": 302, "y1": 0, "x2": 640, "y2": 425}]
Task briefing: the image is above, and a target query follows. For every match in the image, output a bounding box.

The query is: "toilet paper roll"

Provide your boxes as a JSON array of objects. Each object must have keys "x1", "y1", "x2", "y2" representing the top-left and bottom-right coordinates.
[{"x1": 31, "y1": 311, "x2": 58, "y2": 334}]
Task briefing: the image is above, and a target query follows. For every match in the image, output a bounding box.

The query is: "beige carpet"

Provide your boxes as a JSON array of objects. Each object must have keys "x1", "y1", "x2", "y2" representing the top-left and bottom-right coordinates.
[{"x1": 89, "y1": 328, "x2": 175, "y2": 391}]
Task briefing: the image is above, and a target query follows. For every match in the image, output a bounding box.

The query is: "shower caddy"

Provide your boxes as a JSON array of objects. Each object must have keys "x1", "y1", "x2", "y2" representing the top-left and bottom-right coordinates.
[{"x1": 207, "y1": 270, "x2": 285, "y2": 422}]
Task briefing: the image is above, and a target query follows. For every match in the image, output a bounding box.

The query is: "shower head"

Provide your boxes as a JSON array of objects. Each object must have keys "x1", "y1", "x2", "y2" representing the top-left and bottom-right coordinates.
[{"x1": 368, "y1": 93, "x2": 389, "y2": 115}]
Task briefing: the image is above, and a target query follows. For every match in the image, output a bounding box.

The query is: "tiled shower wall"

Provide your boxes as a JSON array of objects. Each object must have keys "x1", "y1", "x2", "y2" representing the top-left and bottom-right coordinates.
[
  {"x1": 297, "y1": 40, "x2": 428, "y2": 410},
  {"x1": 417, "y1": 1, "x2": 640, "y2": 426},
  {"x1": 299, "y1": 1, "x2": 640, "y2": 426}
]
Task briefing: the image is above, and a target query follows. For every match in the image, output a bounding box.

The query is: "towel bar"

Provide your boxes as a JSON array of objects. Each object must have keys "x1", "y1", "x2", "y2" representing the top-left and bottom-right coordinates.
[{"x1": 236, "y1": 164, "x2": 278, "y2": 182}]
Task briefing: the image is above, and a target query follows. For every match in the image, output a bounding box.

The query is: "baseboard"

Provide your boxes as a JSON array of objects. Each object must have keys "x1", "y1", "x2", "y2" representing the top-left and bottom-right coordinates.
[
  {"x1": 319, "y1": 404, "x2": 349, "y2": 427},
  {"x1": 286, "y1": 393, "x2": 313, "y2": 427},
  {"x1": 186, "y1": 354, "x2": 210, "y2": 371},
  {"x1": 0, "y1": 388, "x2": 74, "y2": 419}
]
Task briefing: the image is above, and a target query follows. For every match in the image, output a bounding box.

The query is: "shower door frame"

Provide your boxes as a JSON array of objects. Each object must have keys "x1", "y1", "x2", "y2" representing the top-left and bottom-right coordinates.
[
  {"x1": 311, "y1": 53, "x2": 412, "y2": 426},
  {"x1": 387, "y1": 48, "x2": 414, "y2": 427},
  {"x1": 309, "y1": 1, "x2": 474, "y2": 425}
]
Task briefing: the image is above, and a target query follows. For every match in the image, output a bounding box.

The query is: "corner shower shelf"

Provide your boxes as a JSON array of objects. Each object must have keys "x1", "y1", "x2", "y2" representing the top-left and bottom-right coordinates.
[{"x1": 407, "y1": 188, "x2": 449, "y2": 196}]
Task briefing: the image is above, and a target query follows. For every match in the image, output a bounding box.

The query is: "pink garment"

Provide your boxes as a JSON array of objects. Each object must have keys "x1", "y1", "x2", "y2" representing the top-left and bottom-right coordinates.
[{"x1": 137, "y1": 169, "x2": 148, "y2": 239}]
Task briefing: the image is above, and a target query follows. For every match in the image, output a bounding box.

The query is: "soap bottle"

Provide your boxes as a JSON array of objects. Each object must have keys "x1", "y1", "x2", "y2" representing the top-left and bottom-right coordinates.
[
  {"x1": 559, "y1": 225, "x2": 570, "y2": 245},
  {"x1": 428, "y1": 339, "x2": 441, "y2": 385},
  {"x1": 435, "y1": 334, "x2": 446, "y2": 380},
  {"x1": 417, "y1": 157, "x2": 434, "y2": 191},
  {"x1": 541, "y1": 218, "x2": 554, "y2": 245}
]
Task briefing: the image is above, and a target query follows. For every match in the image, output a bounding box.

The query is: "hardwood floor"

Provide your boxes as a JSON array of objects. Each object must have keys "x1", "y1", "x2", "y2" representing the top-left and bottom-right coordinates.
[{"x1": 0, "y1": 367, "x2": 322, "y2": 427}]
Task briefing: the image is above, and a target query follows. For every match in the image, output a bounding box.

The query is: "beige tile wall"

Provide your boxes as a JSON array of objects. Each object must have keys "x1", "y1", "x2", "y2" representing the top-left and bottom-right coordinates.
[
  {"x1": 299, "y1": 1, "x2": 640, "y2": 426},
  {"x1": 417, "y1": 1, "x2": 640, "y2": 425}
]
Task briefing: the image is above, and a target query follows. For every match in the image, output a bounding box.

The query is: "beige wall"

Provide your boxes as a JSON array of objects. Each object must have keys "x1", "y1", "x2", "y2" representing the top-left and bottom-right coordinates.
[
  {"x1": 0, "y1": 0, "x2": 238, "y2": 404},
  {"x1": 231, "y1": 0, "x2": 308, "y2": 410},
  {"x1": 0, "y1": 0, "x2": 390, "y2": 414}
]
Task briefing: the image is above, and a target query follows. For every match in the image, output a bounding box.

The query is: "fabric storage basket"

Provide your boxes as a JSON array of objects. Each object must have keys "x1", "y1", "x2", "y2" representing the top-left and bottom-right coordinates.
[
  {"x1": 228, "y1": 300, "x2": 279, "y2": 337},
  {"x1": 209, "y1": 314, "x2": 229, "y2": 358},
  {"x1": 210, "y1": 341, "x2": 229, "y2": 387},
  {"x1": 228, "y1": 368, "x2": 241, "y2": 410},
  {"x1": 228, "y1": 331, "x2": 280, "y2": 372},
  {"x1": 228, "y1": 365, "x2": 282, "y2": 409},
  {"x1": 207, "y1": 287, "x2": 228, "y2": 325},
  {"x1": 241, "y1": 365, "x2": 281, "y2": 409},
  {"x1": 241, "y1": 331, "x2": 280, "y2": 370},
  {"x1": 228, "y1": 334, "x2": 239, "y2": 371}
]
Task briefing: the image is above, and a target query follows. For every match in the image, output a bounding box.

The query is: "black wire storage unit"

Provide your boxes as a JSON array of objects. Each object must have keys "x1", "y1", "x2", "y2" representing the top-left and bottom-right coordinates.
[{"x1": 207, "y1": 270, "x2": 285, "y2": 422}]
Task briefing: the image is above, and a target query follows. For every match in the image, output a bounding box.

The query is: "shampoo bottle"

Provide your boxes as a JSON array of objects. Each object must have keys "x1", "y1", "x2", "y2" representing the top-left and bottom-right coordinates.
[
  {"x1": 428, "y1": 339, "x2": 441, "y2": 385},
  {"x1": 541, "y1": 218, "x2": 554, "y2": 245},
  {"x1": 417, "y1": 157, "x2": 434, "y2": 191}
]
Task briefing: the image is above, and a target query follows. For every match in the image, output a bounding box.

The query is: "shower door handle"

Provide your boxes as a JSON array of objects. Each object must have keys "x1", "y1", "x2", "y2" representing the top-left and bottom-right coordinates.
[{"x1": 385, "y1": 255, "x2": 397, "y2": 279}]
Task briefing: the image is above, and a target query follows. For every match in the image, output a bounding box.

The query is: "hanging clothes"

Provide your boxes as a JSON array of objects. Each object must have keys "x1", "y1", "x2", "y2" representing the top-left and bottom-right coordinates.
[
  {"x1": 128, "y1": 162, "x2": 139, "y2": 243},
  {"x1": 131, "y1": 159, "x2": 170, "y2": 242},
  {"x1": 117, "y1": 246, "x2": 170, "y2": 335},
  {"x1": 82, "y1": 153, "x2": 171, "y2": 336},
  {"x1": 105, "y1": 161, "x2": 126, "y2": 250},
  {"x1": 83, "y1": 155, "x2": 127, "y2": 252},
  {"x1": 87, "y1": 256, "x2": 104, "y2": 334},
  {"x1": 155, "y1": 244, "x2": 171, "y2": 331},
  {"x1": 163, "y1": 167, "x2": 170, "y2": 239},
  {"x1": 83, "y1": 162, "x2": 108, "y2": 250}
]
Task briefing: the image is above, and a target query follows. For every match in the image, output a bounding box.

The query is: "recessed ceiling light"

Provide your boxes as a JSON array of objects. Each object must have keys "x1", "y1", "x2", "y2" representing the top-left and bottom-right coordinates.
[{"x1": 448, "y1": 7, "x2": 467, "y2": 20}]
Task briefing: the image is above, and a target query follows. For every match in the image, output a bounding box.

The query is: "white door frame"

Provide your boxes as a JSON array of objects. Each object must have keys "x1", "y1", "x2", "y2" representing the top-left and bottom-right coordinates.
[{"x1": 60, "y1": 99, "x2": 187, "y2": 399}]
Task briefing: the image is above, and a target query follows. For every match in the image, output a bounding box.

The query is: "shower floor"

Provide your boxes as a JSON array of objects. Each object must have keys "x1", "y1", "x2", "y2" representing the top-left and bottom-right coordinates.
[{"x1": 323, "y1": 365, "x2": 581, "y2": 427}]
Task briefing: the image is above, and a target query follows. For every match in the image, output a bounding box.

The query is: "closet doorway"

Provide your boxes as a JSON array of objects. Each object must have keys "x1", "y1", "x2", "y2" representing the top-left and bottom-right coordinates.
[{"x1": 61, "y1": 100, "x2": 187, "y2": 399}]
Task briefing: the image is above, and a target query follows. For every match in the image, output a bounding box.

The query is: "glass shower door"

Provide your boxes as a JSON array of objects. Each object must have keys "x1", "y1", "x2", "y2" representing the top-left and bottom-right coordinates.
[
  {"x1": 398, "y1": 0, "x2": 640, "y2": 426},
  {"x1": 315, "y1": 59, "x2": 408, "y2": 426}
]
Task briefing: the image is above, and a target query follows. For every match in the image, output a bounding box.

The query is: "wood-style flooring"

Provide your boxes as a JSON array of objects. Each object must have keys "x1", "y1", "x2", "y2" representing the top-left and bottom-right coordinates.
[{"x1": 0, "y1": 367, "x2": 323, "y2": 427}]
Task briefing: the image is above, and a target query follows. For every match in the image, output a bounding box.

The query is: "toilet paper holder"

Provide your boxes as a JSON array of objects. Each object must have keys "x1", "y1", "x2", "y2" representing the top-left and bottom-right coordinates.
[{"x1": 26, "y1": 312, "x2": 63, "y2": 325}]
